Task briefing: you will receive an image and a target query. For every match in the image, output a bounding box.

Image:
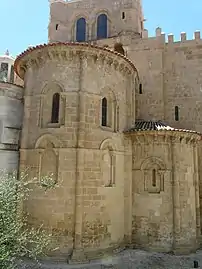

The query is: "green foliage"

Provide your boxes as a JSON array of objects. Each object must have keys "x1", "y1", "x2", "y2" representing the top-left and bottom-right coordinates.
[{"x1": 0, "y1": 170, "x2": 53, "y2": 269}]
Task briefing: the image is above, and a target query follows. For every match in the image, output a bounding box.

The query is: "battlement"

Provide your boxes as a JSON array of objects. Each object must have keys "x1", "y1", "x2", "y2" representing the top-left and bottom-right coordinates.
[{"x1": 143, "y1": 27, "x2": 202, "y2": 45}]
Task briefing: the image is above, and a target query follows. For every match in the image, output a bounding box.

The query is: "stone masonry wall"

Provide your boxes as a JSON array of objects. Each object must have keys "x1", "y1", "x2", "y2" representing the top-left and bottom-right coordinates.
[
  {"x1": 0, "y1": 82, "x2": 23, "y2": 172},
  {"x1": 48, "y1": 0, "x2": 143, "y2": 43},
  {"x1": 130, "y1": 131, "x2": 200, "y2": 254},
  {"x1": 17, "y1": 43, "x2": 137, "y2": 258}
]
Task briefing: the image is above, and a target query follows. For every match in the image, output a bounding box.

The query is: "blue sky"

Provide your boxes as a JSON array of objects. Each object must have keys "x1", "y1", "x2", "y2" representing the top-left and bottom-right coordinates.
[{"x1": 0, "y1": 0, "x2": 201, "y2": 57}]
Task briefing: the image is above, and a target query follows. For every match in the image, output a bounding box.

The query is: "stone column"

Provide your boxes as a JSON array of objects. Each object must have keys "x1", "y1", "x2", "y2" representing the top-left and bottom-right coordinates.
[
  {"x1": 171, "y1": 137, "x2": 181, "y2": 251},
  {"x1": 194, "y1": 143, "x2": 201, "y2": 242}
]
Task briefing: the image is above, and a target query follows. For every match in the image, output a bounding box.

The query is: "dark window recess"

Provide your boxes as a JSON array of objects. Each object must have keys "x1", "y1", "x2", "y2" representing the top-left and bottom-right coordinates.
[
  {"x1": 152, "y1": 169, "x2": 156, "y2": 187},
  {"x1": 56, "y1": 24, "x2": 59, "y2": 30},
  {"x1": 97, "y1": 14, "x2": 108, "y2": 39},
  {"x1": 114, "y1": 43, "x2": 125, "y2": 55},
  {"x1": 175, "y1": 106, "x2": 179, "y2": 121},
  {"x1": 139, "y1": 84, "x2": 143, "y2": 94},
  {"x1": 122, "y1": 12, "x2": 125, "y2": 19},
  {"x1": 76, "y1": 17, "x2": 86, "y2": 42},
  {"x1": 101, "y1": 97, "x2": 107, "y2": 126},
  {"x1": 51, "y1": 93, "x2": 60, "y2": 123}
]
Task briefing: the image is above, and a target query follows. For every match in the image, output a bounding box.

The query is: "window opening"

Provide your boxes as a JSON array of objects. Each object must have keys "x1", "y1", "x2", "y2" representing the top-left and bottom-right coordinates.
[
  {"x1": 101, "y1": 97, "x2": 107, "y2": 126},
  {"x1": 139, "y1": 83, "x2": 143, "y2": 94},
  {"x1": 175, "y1": 106, "x2": 179, "y2": 121},
  {"x1": 51, "y1": 93, "x2": 60, "y2": 123},
  {"x1": 122, "y1": 12, "x2": 125, "y2": 19},
  {"x1": 76, "y1": 18, "x2": 86, "y2": 42},
  {"x1": 152, "y1": 169, "x2": 156, "y2": 187},
  {"x1": 56, "y1": 24, "x2": 59, "y2": 30}
]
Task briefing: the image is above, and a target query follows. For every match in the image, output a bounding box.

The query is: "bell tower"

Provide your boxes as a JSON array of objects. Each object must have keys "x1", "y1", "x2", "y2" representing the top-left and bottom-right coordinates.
[
  {"x1": 48, "y1": 0, "x2": 145, "y2": 43},
  {"x1": 113, "y1": 0, "x2": 144, "y2": 36}
]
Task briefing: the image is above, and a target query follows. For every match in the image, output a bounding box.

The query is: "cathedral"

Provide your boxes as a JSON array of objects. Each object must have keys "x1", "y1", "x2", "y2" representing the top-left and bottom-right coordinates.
[{"x1": 1, "y1": 0, "x2": 202, "y2": 263}]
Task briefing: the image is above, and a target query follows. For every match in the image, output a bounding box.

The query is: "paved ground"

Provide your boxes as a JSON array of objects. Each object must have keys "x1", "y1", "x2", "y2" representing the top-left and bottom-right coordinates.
[{"x1": 19, "y1": 249, "x2": 202, "y2": 269}]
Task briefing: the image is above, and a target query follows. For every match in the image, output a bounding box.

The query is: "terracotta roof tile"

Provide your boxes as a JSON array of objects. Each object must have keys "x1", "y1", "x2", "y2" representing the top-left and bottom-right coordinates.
[{"x1": 125, "y1": 119, "x2": 201, "y2": 135}]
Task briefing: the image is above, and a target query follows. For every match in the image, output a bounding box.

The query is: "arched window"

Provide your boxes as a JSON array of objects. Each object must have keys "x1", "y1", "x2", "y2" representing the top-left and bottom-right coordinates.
[
  {"x1": 51, "y1": 93, "x2": 60, "y2": 123},
  {"x1": 97, "y1": 14, "x2": 108, "y2": 39},
  {"x1": 102, "y1": 97, "x2": 107, "y2": 127},
  {"x1": 175, "y1": 106, "x2": 179, "y2": 121},
  {"x1": 76, "y1": 17, "x2": 86, "y2": 42},
  {"x1": 114, "y1": 43, "x2": 125, "y2": 55},
  {"x1": 10, "y1": 65, "x2": 14, "y2": 83},
  {"x1": 152, "y1": 169, "x2": 156, "y2": 187}
]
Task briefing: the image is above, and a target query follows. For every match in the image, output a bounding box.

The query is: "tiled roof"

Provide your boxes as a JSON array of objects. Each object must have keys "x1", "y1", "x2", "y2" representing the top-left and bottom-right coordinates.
[
  {"x1": 132, "y1": 120, "x2": 174, "y2": 131},
  {"x1": 125, "y1": 119, "x2": 200, "y2": 135}
]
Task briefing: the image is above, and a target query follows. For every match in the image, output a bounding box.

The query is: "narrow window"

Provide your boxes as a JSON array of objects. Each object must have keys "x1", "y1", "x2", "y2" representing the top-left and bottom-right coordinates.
[
  {"x1": 122, "y1": 12, "x2": 125, "y2": 19},
  {"x1": 10, "y1": 65, "x2": 14, "y2": 83},
  {"x1": 0, "y1": 62, "x2": 9, "y2": 82},
  {"x1": 101, "y1": 97, "x2": 107, "y2": 126},
  {"x1": 51, "y1": 93, "x2": 60, "y2": 123},
  {"x1": 152, "y1": 169, "x2": 156, "y2": 187},
  {"x1": 175, "y1": 106, "x2": 179, "y2": 121},
  {"x1": 76, "y1": 17, "x2": 86, "y2": 42},
  {"x1": 56, "y1": 24, "x2": 59, "y2": 30},
  {"x1": 97, "y1": 14, "x2": 108, "y2": 39},
  {"x1": 139, "y1": 83, "x2": 143, "y2": 94}
]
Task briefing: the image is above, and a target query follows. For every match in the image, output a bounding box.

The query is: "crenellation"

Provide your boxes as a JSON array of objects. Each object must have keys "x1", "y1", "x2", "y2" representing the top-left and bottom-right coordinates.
[
  {"x1": 168, "y1": 33, "x2": 174, "y2": 43},
  {"x1": 195, "y1": 30, "x2": 201, "y2": 40},
  {"x1": 181, "y1": 32, "x2": 187, "y2": 42}
]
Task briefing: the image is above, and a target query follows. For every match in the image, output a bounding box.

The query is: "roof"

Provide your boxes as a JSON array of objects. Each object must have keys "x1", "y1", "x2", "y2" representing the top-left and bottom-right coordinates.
[
  {"x1": 14, "y1": 42, "x2": 137, "y2": 78},
  {"x1": 125, "y1": 119, "x2": 201, "y2": 135}
]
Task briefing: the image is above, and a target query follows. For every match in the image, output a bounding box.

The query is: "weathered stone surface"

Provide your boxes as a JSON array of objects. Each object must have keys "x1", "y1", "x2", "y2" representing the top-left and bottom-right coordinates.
[{"x1": 3, "y1": 0, "x2": 202, "y2": 264}]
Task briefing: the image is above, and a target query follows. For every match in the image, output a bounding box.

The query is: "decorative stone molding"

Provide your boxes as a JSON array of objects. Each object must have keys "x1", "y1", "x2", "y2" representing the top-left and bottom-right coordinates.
[
  {"x1": 141, "y1": 157, "x2": 166, "y2": 194},
  {"x1": 35, "y1": 133, "x2": 63, "y2": 149},
  {"x1": 127, "y1": 130, "x2": 201, "y2": 145},
  {"x1": 14, "y1": 43, "x2": 137, "y2": 80}
]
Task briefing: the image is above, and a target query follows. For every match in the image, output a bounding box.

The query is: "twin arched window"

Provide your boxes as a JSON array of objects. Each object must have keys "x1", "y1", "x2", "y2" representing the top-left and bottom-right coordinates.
[
  {"x1": 76, "y1": 13, "x2": 108, "y2": 41},
  {"x1": 76, "y1": 17, "x2": 86, "y2": 42},
  {"x1": 51, "y1": 93, "x2": 60, "y2": 123}
]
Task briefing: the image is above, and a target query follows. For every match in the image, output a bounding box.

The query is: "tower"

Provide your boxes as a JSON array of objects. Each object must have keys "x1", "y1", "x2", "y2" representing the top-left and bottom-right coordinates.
[{"x1": 48, "y1": 0, "x2": 144, "y2": 43}]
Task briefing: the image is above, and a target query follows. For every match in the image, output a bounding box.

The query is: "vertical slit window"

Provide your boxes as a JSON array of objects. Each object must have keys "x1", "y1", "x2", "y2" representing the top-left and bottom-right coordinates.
[
  {"x1": 175, "y1": 106, "x2": 179, "y2": 121},
  {"x1": 51, "y1": 93, "x2": 60, "y2": 123},
  {"x1": 56, "y1": 24, "x2": 59, "y2": 30},
  {"x1": 122, "y1": 12, "x2": 125, "y2": 19},
  {"x1": 76, "y1": 17, "x2": 86, "y2": 42},
  {"x1": 139, "y1": 83, "x2": 143, "y2": 94},
  {"x1": 152, "y1": 169, "x2": 156, "y2": 187},
  {"x1": 97, "y1": 14, "x2": 108, "y2": 39},
  {"x1": 102, "y1": 97, "x2": 107, "y2": 127}
]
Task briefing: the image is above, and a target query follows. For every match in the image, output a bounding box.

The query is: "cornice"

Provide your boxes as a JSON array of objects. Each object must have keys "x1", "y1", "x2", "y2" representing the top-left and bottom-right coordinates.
[
  {"x1": 14, "y1": 42, "x2": 137, "y2": 80},
  {"x1": 125, "y1": 130, "x2": 201, "y2": 145}
]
